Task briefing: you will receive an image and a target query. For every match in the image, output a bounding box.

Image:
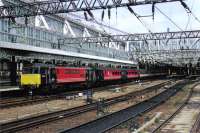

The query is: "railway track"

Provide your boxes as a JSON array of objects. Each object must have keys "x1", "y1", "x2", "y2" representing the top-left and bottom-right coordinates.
[
  {"x1": 0, "y1": 80, "x2": 171, "y2": 133},
  {"x1": 0, "y1": 92, "x2": 79, "y2": 108},
  {"x1": 191, "y1": 111, "x2": 200, "y2": 133},
  {"x1": 0, "y1": 79, "x2": 156, "y2": 108},
  {"x1": 60, "y1": 80, "x2": 195, "y2": 133},
  {"x1": 151, "y1": 82, "x2": 199, "y2": 133}
]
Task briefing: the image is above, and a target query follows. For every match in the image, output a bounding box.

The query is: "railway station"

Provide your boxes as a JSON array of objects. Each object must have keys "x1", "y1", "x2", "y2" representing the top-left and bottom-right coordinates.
[{"x1": 0, "y1": 0, "x2": 200, "y2": 133}]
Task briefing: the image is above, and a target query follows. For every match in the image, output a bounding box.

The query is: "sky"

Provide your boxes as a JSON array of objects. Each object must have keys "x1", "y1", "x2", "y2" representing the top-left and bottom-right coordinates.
[{"x1": 72, "y1": 0, "x2": 200, "y2": 34}]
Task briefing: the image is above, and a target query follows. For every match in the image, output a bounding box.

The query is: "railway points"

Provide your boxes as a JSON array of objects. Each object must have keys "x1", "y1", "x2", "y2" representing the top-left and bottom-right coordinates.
[{"x1": 0, "y1": 0, "x2": 200, "y2": 132}]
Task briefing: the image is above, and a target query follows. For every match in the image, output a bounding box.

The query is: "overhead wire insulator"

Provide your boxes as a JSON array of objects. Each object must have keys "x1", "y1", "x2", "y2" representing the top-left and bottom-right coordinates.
[
  {"x1": 152, "y1": 2, "x2": 155, "y2": 21},
  {"x1": 127, "y1": 5, "x2": 139, "y2": 17},
  {"x1": 127, "y1": 5, "x2": 134, "y2": 14},
  {"x1": 108, "y1": 7, "x2": 111, "y2": 20},
  {"x1": 101, "y1": 10, "x2": 105, "y2": 21},
  {"x1": 25, "y1": 17, "x2": 28, "y2": 26},
  {"x1": 179, "y1": 0, "x2": 191, "y2": 13},
  {"x1": 84, "y1": 11, "x2": 88, "y2": 21},
  {"x1": 86, "y1": 9, "x2": 94, "y2": 19}
]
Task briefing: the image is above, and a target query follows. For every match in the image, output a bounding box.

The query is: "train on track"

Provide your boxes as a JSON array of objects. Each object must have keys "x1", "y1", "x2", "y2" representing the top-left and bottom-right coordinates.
[{"x1": 20, "y1": 64, "x2": 140, "y2": 90}]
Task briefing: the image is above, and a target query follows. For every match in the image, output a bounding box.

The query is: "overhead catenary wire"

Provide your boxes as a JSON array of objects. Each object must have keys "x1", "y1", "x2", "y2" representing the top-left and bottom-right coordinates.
[
  {"x1": 155, "y1": 5, "x2": 187, "y2": 50},
  {"x1": 126, "y1": 5, "x2": 160, "y2": 63},
  {"x1": 127, "y1": 5, "x2": 153, "y2": 34},
  {"x1": 190, "y1": 12, "x2": 200, "y2": 25},
  {"x1": 179, "y1": 0, "x2": 200, "y2": 50},
  {"x1": 185, "y1": 0, "x2": 195, "y2": 30},
  {"x1": 155, "y1": 6, "x2": 184, "y2": 31},
  {"x1": 180, "y1": 0, "x2": 200, "y2": 26}
]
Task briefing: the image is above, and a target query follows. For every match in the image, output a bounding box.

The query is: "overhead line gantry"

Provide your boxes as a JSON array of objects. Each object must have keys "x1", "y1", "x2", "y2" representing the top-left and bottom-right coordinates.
[
  {"x1": 59, "y1": 30, "x2": 200, "y2": 44},
  {"x1": 0, "y1": 0, "x2": 181, "y2": 19}
]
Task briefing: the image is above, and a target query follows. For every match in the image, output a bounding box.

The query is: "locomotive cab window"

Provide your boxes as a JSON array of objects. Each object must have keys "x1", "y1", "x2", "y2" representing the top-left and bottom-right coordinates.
[
  {"x1": 40, "y1": 67, "x2": 47, "y2": 75},
  {"x1": 22, "y1": 67, "x2": 32, "y2": 74},
  {"x1": 23, "y1": 67, "x2": 39, "y2": 74},
  {"x1": 33, "y1": 68, "x2": 39, "y2": 74}
]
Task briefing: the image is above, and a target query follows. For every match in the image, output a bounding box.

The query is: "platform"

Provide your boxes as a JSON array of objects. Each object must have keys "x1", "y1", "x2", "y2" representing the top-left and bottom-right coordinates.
[
  {"x1": 0, "y1": 80, "x2": 11, "y2": 85},
  {"x1": 140, "y1": 73, "x2": 166, "y2": 78},
  {"x1": 0, "y1": 41, "x2": 135, "y2": 65},
  {"x1": 0, "y1": 86, "x2": 20, "y2": 92}
]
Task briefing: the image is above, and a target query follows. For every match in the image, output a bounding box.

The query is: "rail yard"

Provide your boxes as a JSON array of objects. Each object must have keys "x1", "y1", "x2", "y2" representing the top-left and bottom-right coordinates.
[{"x1": 0, "y1": 0, "x2": 200, "y2": 133}]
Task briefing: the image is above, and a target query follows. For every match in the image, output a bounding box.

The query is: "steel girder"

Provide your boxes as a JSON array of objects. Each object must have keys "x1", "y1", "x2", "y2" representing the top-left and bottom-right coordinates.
[
  {"x1": 59, "y1": 30, "x2": 200, "y2": 43},
  {"x1": 57, "y1": 30, "x2": 200, "y2": 65},
  {"x1": 0, "y1": 0, "x2": 180, "y2": 18}
]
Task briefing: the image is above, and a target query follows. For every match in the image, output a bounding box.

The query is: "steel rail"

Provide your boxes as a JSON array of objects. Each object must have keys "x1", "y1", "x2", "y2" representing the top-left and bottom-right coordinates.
[
  {"x1": 151, "y1": 82, "x2": 199, "y2": 133},
  {"x1": 190, "y1": 111, "x2": 200, "y2": 133},
  {"x1": 0, "y1": 81, "x2": 170, "y2": 133},
  {"x1": 0, "y1": 80, "x2": 138, "y2": 108},
  {"x1": 0, "y1": 78, "x2": 159, "y2": 108},
  {"x1": 60, "y1": 80, "x2": 192, "y2": 133}
]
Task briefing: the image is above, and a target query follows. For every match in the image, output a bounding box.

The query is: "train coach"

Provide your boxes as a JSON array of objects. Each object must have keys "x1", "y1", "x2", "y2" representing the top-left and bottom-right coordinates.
[{"x1": 20, "y1": 64, "x2": 140, "y2": 90}]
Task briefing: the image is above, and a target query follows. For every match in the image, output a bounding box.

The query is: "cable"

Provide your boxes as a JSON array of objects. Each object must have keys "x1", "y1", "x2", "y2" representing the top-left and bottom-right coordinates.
[
  {"x1": 191, "y1": 13, "x2": 200, "y2": 25},
  {"x1": 180, "y1": 0, "x2": 200, "y2": 27},
  {"x1": 185, "y1": 0, "x2": 195, "y2": 30},
  {"x1": 155, "y1": 6, "x2": 183, "y2": 31},
  {"x1": 185, "y1": 13, "x2": 191, "y2": 30},
  {"x1": 127, "y1": 6, "x2": 153, "y2": 34}
]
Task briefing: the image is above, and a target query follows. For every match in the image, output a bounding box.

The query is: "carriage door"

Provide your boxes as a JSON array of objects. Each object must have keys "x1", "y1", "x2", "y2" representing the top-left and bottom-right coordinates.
[
  {"x1": 95, "y1": 69, "x2": 104, "y2": 81},
  {"x1": 40, "y1": 67, "x2": 48, "y2": 85},
  {"x1": 121, "y1": 70, "x2": 127, "y2": 80},
  {"x1": 87, "y1": 69, "x2": 96, "y2": 83}
]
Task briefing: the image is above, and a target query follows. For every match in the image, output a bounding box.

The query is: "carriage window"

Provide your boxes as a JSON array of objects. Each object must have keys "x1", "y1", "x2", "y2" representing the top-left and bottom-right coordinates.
[{"x1": 65, "y1": 70, "x2": 80, "y2": 74}]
